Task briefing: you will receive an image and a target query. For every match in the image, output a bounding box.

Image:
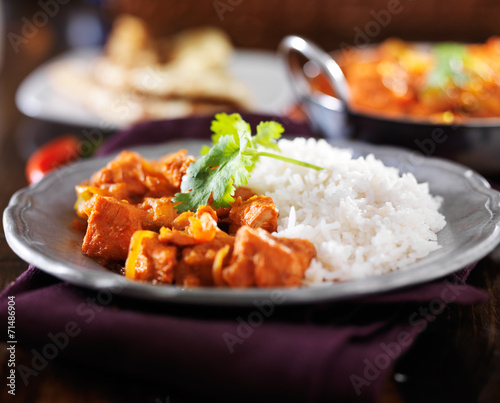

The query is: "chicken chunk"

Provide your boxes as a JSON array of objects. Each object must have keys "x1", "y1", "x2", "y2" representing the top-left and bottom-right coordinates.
[
  {"x1": 89, "y1": 150, "x2": 193, "y2": 202},
  {"x1": 82, "y1": 195, "x2": 146, "y2": 265},
  {"x1": 138, "y1": 197, "x2": 180, "y2": 231},
  {"x1": 228, "y1": 195, "x2": 278, "y2": 234},
  {"x1": 175, "y1": 232, "x2": 234, "y2": 287},
  {"x1": 215, "y1": 186, "x2": 256, "y2": 220},
  {"x1": 154, "y1": 149, "x2": 196, "y2": 189},
  {"x1": 222, "y1": 226, "x2": 316, "y2": 287},
  {"x1": 125, "y1": 231, "x2": 177, "y2": 284}
]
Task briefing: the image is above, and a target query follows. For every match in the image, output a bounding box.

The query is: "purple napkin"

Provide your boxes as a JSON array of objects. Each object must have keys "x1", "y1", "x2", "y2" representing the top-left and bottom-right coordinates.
[{"x1": 0, "y1": 114, "x2": 489, "y2": 402}]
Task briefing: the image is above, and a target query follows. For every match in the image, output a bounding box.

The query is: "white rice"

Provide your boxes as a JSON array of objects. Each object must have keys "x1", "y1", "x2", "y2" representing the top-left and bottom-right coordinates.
[{"x1": 246, "y1": 138, "x2": 446, "y2": 285}]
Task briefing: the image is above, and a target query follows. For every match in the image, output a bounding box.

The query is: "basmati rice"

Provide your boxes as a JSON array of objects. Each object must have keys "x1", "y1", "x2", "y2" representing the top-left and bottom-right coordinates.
[{"x1": 246, "y1": 138, "x2": 446, "y2": 285}]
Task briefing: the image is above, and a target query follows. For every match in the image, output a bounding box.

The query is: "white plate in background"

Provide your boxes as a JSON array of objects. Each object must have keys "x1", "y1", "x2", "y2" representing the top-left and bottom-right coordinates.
[{"x1": 15, "y1": 48, "x2": 294, "y2": 128}]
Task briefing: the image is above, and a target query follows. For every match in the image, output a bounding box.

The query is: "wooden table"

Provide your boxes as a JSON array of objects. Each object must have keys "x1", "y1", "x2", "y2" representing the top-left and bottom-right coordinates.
[{"x1": 1, "y1": 21, "x2": 500, "y2": 403}]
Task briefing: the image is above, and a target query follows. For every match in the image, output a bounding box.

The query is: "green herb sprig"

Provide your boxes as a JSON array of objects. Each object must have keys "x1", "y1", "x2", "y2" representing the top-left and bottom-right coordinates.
[
  {"x1": 172, "y1": 113, "x2": 323, "y2": 213},
  {"x1": 424, "y1": 42, "x2": 470, "y2": 92}
]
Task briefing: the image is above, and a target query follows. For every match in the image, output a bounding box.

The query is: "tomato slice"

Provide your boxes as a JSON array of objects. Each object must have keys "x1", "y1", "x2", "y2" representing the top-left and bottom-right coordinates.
[{"x1": 25, "y1": 135, "x2": 80, "y2": 184}]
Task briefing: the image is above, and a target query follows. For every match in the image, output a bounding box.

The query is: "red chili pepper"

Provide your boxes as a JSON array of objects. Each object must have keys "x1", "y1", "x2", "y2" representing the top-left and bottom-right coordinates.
[{"x1": 25, "y1": 135, "x2": 80, "y2": 184}]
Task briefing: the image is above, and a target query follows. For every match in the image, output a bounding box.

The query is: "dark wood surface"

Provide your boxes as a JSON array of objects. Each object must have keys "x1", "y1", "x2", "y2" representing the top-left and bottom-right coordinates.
[{"x1": 1, "y1": 3, "x2": 500, "y2": 402}]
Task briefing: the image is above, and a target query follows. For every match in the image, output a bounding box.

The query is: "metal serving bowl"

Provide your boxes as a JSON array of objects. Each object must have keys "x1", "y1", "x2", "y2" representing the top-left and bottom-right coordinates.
[{"x1": 278, "y1": 35, "x2": 500, "y2": 175}]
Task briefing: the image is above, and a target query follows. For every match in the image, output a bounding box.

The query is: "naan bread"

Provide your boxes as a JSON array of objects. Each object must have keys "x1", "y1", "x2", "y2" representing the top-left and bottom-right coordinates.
[{"x1": 49, "y1": 15, "x2": 253, "y2": 126}]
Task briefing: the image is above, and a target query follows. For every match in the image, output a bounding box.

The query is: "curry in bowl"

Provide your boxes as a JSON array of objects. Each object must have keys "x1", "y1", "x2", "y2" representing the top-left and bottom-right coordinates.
[{"x1": 310, "y1": 37, "x2": 500, "y2": 124}]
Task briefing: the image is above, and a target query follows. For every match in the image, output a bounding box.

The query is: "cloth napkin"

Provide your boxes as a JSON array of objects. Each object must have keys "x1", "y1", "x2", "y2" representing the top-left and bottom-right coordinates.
[{"x1": 0, "y1": 114, "x2": 489, "y2": 402}]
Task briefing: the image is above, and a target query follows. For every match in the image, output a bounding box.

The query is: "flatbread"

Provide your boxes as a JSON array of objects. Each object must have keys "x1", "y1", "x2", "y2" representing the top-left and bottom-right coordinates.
[{"x1": 49, "y1": 16, "x2": 253, "y2": 126}]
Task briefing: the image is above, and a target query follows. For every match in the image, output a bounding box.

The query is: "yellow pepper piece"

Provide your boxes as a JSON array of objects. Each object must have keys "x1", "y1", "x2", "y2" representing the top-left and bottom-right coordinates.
[
  {"x1": 186, "y1": 212, "x2": 218, "y2": 243},
  {"x1": 212, "y1": 244, "x2": 231, "y2": 287},
  {"x1": 74, "y1": 185, "x2": 105, "y2": 219},
  {"x1": 125, "y1": 230, "x2": 158, "y2": 280}
]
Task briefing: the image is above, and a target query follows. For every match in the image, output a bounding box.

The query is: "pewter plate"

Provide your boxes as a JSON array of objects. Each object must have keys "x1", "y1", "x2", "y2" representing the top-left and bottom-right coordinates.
[{"x1": 4, "y1": 139, "x2": 500, "y2": 305}]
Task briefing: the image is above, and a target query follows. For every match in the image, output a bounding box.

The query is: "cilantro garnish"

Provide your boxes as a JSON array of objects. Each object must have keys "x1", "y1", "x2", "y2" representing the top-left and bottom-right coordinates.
[{"x1": 172, "y1": 113, "x2": 323, "y2": 213}]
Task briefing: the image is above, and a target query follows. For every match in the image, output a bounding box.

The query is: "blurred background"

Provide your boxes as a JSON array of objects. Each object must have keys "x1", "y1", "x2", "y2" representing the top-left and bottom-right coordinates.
[
  {"x1": 4, "y1": 0, "x2": 500, "y2": 57},
  {"x1": 2, "y1": 0, "x2": 500, "y2": 241}
]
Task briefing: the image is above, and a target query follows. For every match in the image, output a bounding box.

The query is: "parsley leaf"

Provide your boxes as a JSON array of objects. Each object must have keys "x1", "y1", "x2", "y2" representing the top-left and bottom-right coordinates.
[{"x1": 173, "y1": 113, "x2": 323, "y2": 213}]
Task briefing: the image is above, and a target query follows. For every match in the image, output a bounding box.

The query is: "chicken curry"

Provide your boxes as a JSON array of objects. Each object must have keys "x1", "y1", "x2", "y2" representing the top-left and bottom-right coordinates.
[
  {"x1": 74, "y1": 149, "x2": 316, "y2": 288},
  {"x1": 312, "y1": 37, "x2": 500, "y2": 123}
]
